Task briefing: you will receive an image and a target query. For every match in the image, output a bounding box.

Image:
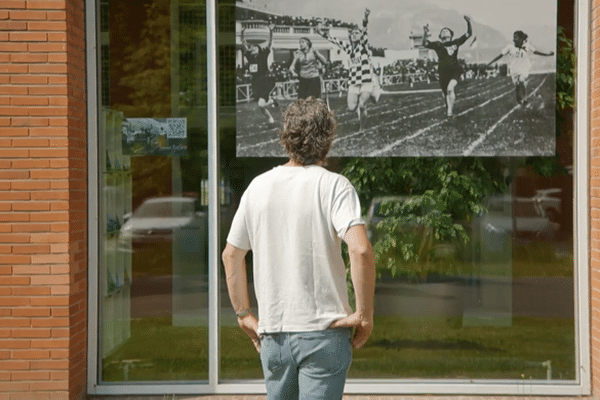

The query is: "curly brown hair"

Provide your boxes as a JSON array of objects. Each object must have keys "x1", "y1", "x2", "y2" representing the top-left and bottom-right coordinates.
[{"x1": 279, "y1": 97, "x2": 336, "y2": 165}]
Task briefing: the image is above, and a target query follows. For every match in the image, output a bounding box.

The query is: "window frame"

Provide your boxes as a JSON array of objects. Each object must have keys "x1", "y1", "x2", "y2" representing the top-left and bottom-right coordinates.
[{"x1": 86, "y1": 0, "x2": 591, "y2": 395}]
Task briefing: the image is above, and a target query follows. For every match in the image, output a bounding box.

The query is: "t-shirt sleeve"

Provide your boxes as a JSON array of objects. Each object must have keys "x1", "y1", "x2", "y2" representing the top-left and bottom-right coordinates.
[
  {"x1": 501, "y1": 44, "x2": 511, "y2": 56},
  {"x1": 331, "y1": 180, "x2": 365, "y2": 240},
  {"x1": 226, "y1": 191, "x2": 252, "y2": 250}
]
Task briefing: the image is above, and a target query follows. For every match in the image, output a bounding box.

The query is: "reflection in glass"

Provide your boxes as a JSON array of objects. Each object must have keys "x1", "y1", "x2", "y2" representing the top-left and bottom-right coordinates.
[
  {"x1": 218, "y1": 0, "x2": 575, "y2": 383},
  {"x1": 99, "y1": 0, "x2": 209, "y2": 382}
]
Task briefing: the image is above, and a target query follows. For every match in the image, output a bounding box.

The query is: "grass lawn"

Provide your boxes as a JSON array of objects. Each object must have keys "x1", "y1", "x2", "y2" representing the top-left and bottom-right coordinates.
[{"x1": 103, "y1": 314, "x2": 574, "y2": 382}]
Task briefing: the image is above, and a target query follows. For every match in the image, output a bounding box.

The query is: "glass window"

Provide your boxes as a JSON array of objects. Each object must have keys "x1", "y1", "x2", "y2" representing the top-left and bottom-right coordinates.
[
  {"x1": 92, "y1": 0, "x2": 587, "y2": 393},
  {"x1": 97, "y1": 0, "x2": 209, "y2": 382},
  {"x1": 219, "y1": 0, "x2": 577, "y2": 384}
]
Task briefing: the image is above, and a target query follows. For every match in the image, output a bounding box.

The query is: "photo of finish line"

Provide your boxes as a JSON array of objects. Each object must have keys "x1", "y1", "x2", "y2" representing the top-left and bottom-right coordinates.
[{"x1": 234, "y1": 0, "x2": 557, "y2": 158}]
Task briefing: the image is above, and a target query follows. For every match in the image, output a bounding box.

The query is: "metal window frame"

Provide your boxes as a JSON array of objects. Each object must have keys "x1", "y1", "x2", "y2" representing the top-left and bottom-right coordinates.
[{"x1": 86, "y1": 0, "x2": 591, "y2": 395}]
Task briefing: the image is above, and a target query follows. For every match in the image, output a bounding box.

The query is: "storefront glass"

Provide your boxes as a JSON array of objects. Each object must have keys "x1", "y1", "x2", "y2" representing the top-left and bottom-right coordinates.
[
  {"x1": 95, "y1": 0, "x2": 581, "y2": 389},
  {"x1": 98, "y1": 0, "x2": 209, "y2": 382}
]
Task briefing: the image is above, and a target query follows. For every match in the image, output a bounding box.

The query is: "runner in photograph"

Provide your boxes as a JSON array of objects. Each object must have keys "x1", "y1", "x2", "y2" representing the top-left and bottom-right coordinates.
[
  {"x1": 423, "y1": 16, "x2": 472, "y2": 118},
  {"x1": 241, "y1": 22, "x2": 278, "y2": 124},
  {"x1": 486, "y1": 30, "x2": 554, "y2": 107},
  {"x1": 316, "y1": 8, "x2": 381, "y2": 130},
  {"x1": 289, "y1": 37, "x2": 329, "y2": 99}
]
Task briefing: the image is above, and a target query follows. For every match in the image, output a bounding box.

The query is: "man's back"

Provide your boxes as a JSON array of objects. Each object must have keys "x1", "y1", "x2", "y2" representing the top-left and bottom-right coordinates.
[{"x1": 227, "y1": 164, "x2": 363, "y2": 333}]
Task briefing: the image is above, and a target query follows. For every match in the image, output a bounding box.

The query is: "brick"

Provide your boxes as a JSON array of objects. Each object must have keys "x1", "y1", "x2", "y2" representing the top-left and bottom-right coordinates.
[
  {"x1": 0, "y1": 276, "x2": 29, "y2": 285},
  {"x1": 0, "y1": 1, "x2": 26, "y2": 9},
  {"x1": 12, "y1": 308, "x2": 50, "y2": 317},
  {"x1": 0, "y1": 318, "x2": 30, "y2": 327},
  {"x1": 10, "y1": 53, "x2": 48, "y2": 63},
  {"x1": 11, "y1": 329, "x2": 51, "y2": 338},
  {"x1": 0, "y1": 170, "x2": 28, "y2": 179},
  {"x1": 0, "y1": 254, "x2": 30, "y2": 264},
  {"x1": 0, "y1": 64, "x2": 27, "y2": 73},
  {"x1": 27, "y1": 107, "x2": 67, "y2": 116},
  {"x1": 1, "y1": 85, "x2": 28, "y2": 95},
  {"x1": 30, "y1": 191, "x2": 68, "y2": 200},
  {"x1": 10, "y1": 75, "x2": 48, "y2": 85},
  {"x1": 0, "y1": 42, "x2": 27, "y2": 51},
  {"x1": 31, "y1": 253, "x2": 68, "y2": 264},
  {"x1": 12, "y1": 244, "x2": 50, "y2": 253},
  {"x1": 46, "y1": 10, "x2": 65, "y2": 20},
  {"x1": 30, "y1": 339, "x2": 67, "y2": 349},
  {"x1": 29, "y1": 86, "x2": 67, "y2": 95},
  {"x1": 8, "y1": 31, "x2": 46, "y2": 41},
  {"x1": 0, "y1": 297, "x2": 28, "y2": 307},
  {"x1": 0, "y1": 382, "x2": 29, "y2": 391},
  {"x1": 0, "y1": 148, "x2": 29, "y2": 158},
  {"x1": 31, "y1": 360, "x2": 67, "y2": 369},
  {"x1": 31, "y1": 317, "x2": 68, "y2": 327},
  {"x1": 30, "y1": 170, "x2": 68, "y2": 179},
  {"x1": 26, "y1": 1, "x2": 67, "y2": 10},
  {"x1": 0, "y1": 360, "x2": 30, "y2": 370},
  {"x1": 0, "y1": 106, "x2": 28, "y2": 116},
  {"x1": 11, "y1": 96, "x2": 49, "y2": 106},
  {"x1": 11, "y1": 159, "x2": 50, "y2": 168},
  {"x1": 11, "y1": 138, "x2": 50, "y2": 147},
  {"x1": 28, "y1": 21, "x2": 66, "y2": 30},
  {"x1": 9, "y1": 9, "x2": 45, "y2": 19},
  {"x1": 11, "y1": 223, "x2": 48, "y2": 232},
  {"x1": 12, "y1": 286, "x2": 50, "y2": 296},
  {"x1": 0, "y1": 192, "x2": 30, "y2": 201},
  {"x1": 30, "y1": 381, "x2": 69, "y2": 391},
  {"x1": 11, "y1": 371, "x2": 50, "y2": 381},
  {"x1": 12, "y1": 349, "x2": 50, "y2": 359},
  {"x1": 0, "y1": 127, "x2": 27, "y2": 136},
  {"x1": 0, "y1": 339, "x2": 30, "y2": 348},
  {"x1": 11, "y1": 181, "x2": 50, "y2": 190},
  {"x1": 29, "y1": 296, "x2": 67, "y2": 306},
  {"x1": 0, "y1": 20, "x2": 26, "y2": 30},
  {"x1": 29, "y1": 64, "x2": 67, "y2": 74},
  {"x1": 29, "y1": 127, "x2": 68, "y2": 136}
]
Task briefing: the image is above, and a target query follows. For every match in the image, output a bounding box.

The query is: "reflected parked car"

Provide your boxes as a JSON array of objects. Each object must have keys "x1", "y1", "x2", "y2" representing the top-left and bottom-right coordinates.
[{"x1": 119, "y1": 197, "x2": 207, "y2": 250}]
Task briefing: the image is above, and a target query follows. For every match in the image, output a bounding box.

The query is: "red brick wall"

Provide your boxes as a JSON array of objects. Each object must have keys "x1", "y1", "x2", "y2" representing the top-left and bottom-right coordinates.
[{"x1": 0, "y1": 0, "x2": 87, "y2": 399}]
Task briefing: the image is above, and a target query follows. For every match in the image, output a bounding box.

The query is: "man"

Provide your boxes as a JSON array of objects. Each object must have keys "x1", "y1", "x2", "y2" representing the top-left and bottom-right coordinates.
[{"x1": 222, "y1": 97, "x2": 375, "y2": 400}]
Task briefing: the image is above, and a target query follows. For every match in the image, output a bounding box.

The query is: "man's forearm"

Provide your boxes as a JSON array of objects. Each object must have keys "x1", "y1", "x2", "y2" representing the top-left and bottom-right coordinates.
[
  {"x1": 345, "y1": 225, "x2": 376, "y2": 317},
  {"x1": 350, "y1": 245, "x2": 375, "y2": 316},
  {"x1": 222, "y1": 244, "x2": 251, "y2": 313}
]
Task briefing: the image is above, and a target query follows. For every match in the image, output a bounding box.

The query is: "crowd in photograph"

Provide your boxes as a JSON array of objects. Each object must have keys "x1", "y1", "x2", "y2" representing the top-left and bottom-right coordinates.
[
  {"x1": 237, "y1": 8, "x2": 354, "y2": 29},
  {"x1": 236, "y1": 57, "x2": 505, "y2": 87}
]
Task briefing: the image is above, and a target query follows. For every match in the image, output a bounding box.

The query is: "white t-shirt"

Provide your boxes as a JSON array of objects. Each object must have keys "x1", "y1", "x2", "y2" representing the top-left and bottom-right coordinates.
[
  {"x1": 226, "y1": 164, "x2": 364, "y2": 333},
  {"x1": 502, "y1": 42, "x2": 537, "y2": 77}
]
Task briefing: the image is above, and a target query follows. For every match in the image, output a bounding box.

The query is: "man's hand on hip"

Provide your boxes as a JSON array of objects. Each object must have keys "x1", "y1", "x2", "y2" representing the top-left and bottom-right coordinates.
[
  {"x1": 238, "y1": 313, "x2": 261, "y2": 352},
  {"x1": 328, "y1": 311, "x2": 373, "y2": 349}
]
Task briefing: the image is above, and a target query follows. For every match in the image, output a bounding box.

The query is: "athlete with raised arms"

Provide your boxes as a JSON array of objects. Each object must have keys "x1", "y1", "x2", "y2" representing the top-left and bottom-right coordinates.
[{"x1": 423, "y1": 16, "x2": 472, "y2": 118}]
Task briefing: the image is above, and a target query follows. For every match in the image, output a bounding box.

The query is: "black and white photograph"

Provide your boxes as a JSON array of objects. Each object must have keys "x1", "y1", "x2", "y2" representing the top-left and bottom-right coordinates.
[
  {"x1": 235, "y1": 0, "x2": 557, "y2": 157},
  {"x1": 122, "y1": 118, "x2": 188, "y2": 157}
]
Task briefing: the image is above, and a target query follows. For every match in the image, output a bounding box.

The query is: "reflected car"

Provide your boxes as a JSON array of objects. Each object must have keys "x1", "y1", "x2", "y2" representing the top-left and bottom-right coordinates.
[{"x1": 119, "y1": 197, "x2": 207, "y2": 249}]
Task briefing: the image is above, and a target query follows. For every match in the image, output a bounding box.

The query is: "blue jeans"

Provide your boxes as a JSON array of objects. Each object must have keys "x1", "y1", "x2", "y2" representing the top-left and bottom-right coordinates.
[{"x1": 259, "y1": 328, "x2": 352, "y2": 400}]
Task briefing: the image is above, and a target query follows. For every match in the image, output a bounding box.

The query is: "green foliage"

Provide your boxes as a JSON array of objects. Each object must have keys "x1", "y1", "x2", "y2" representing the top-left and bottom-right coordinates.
[
  {"x1": 342, "y1": 158, "x2": 507, "y2": 279},
  {"x1": 556, "y1": 26, "x2": 575, "y2": 112},
  {"x1": 524, "y1": 26, "x2": 574, "y2": 177}
]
